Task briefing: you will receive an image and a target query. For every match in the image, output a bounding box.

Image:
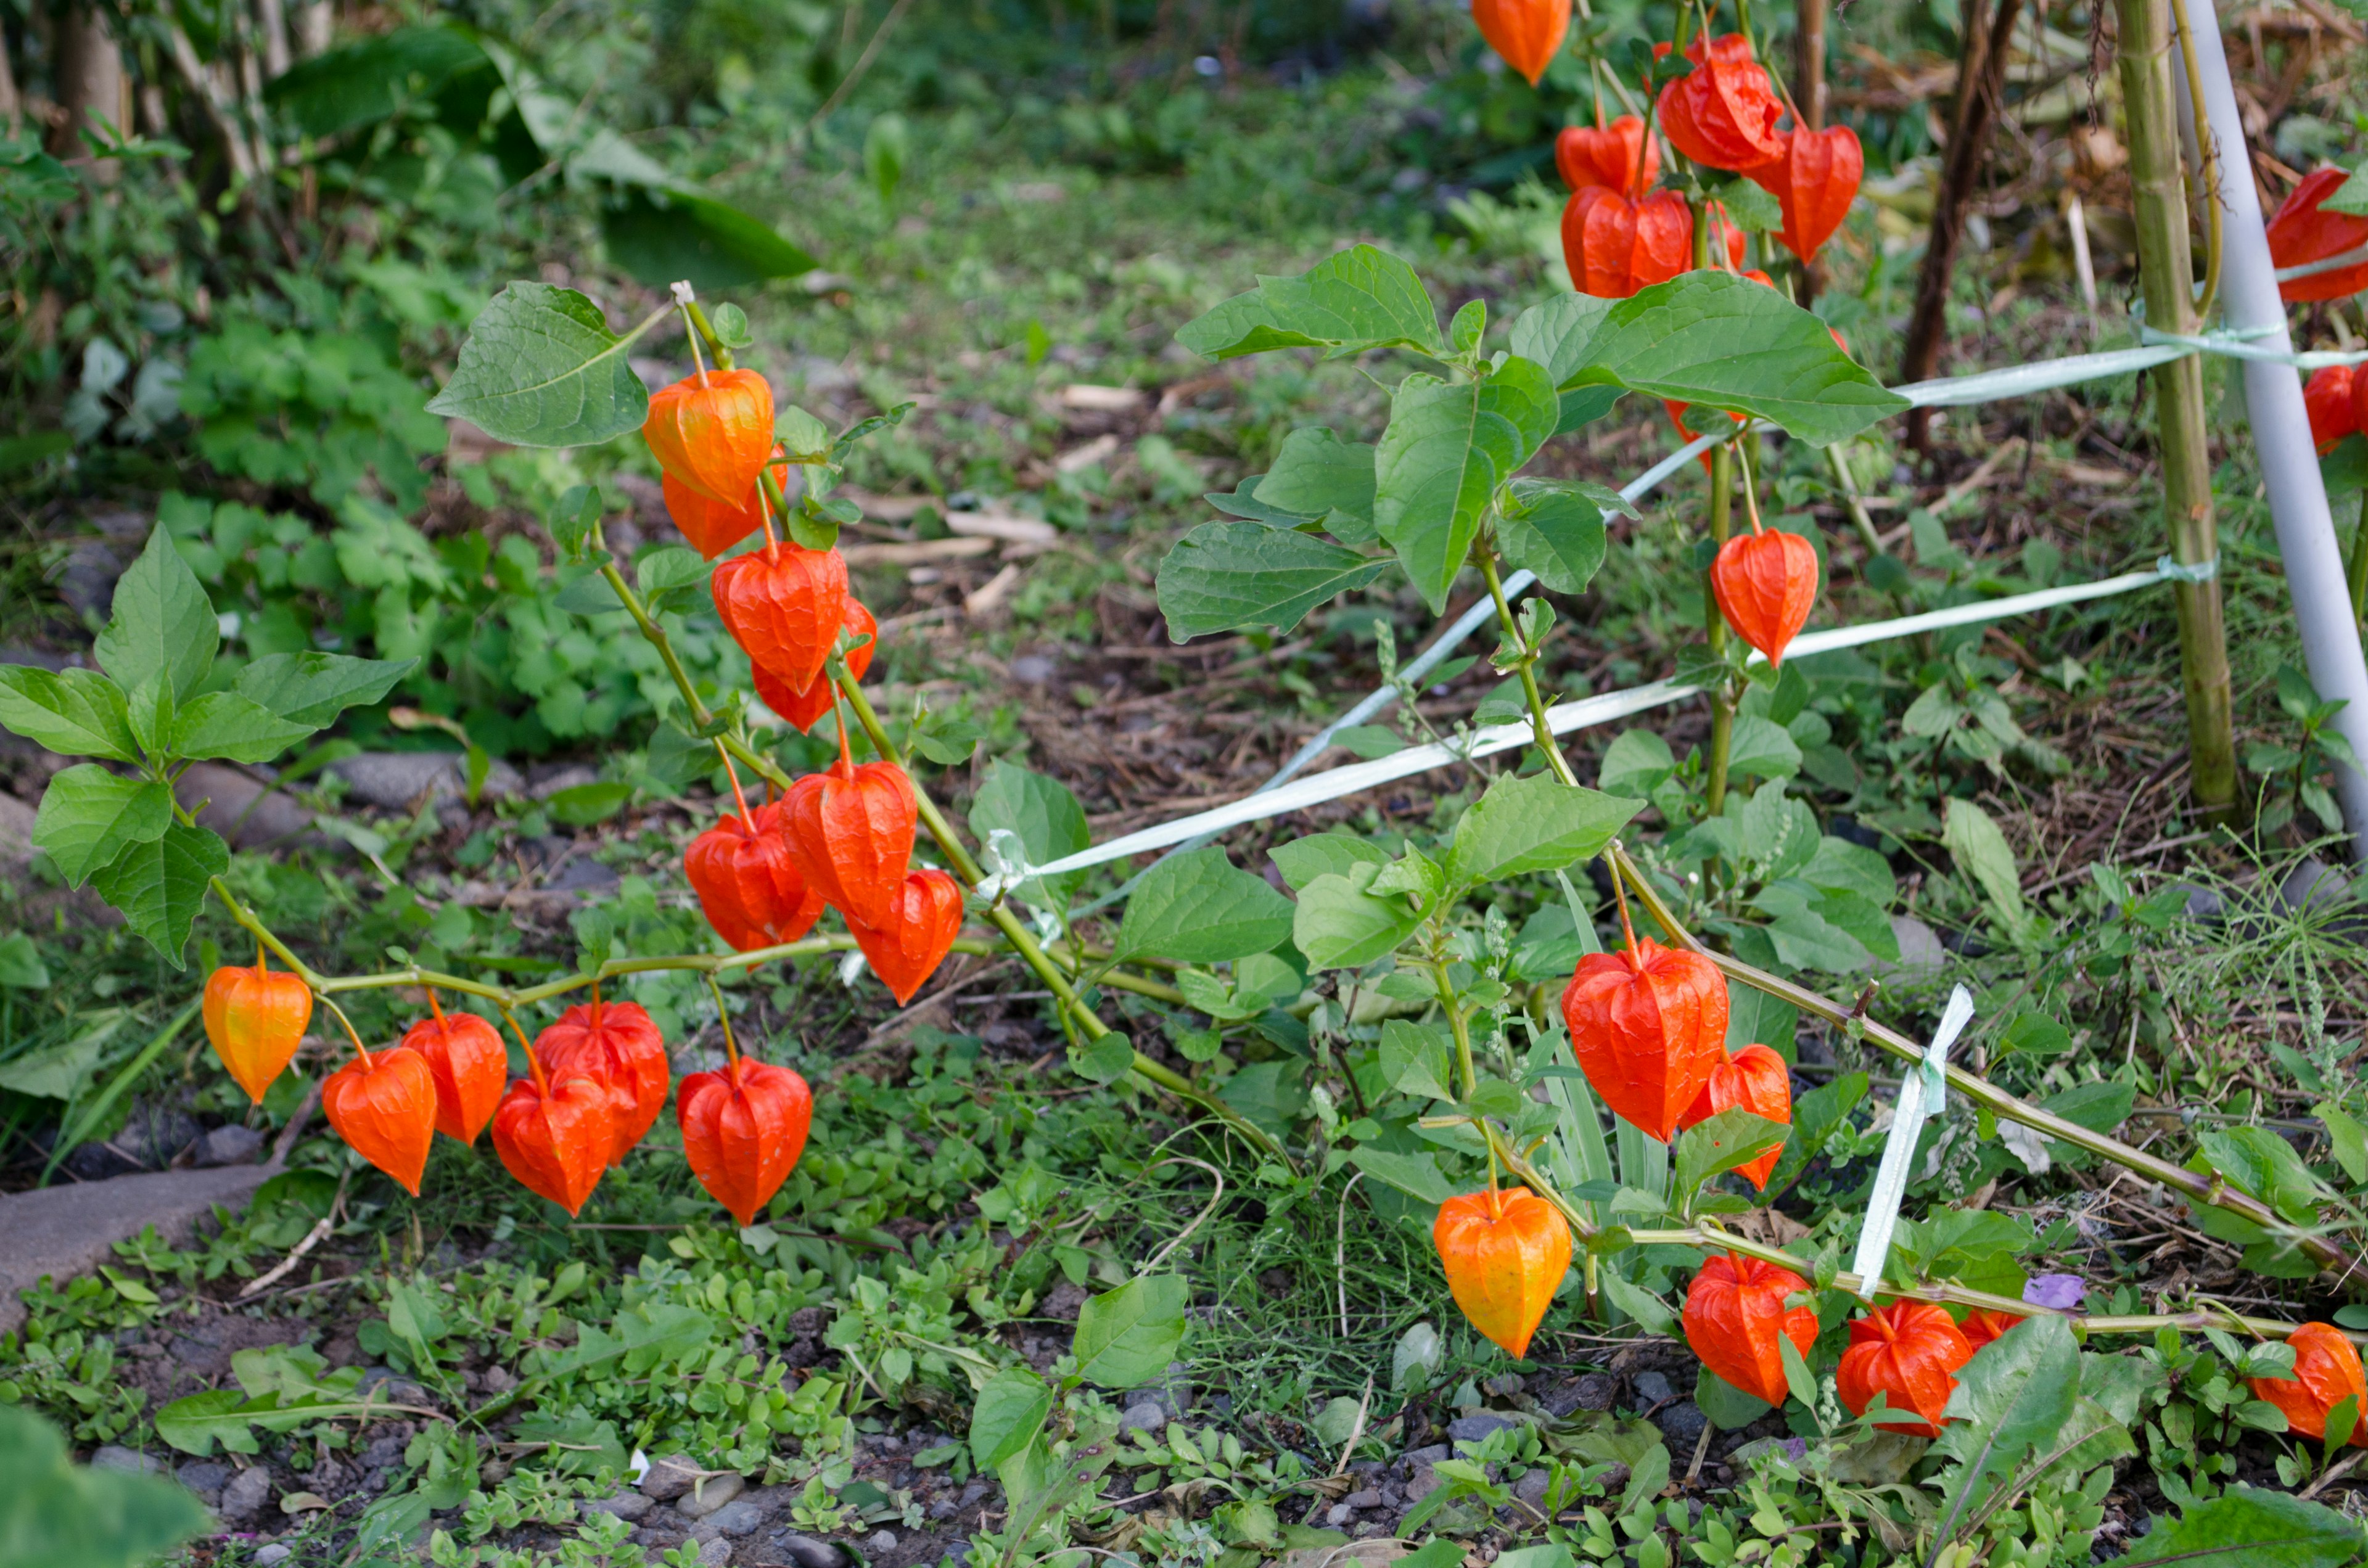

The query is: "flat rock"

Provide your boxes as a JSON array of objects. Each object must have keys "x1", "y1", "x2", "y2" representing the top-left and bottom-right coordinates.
[
  {"x1": 1540, "y1": 1373, "x2": 1616, "y2": 1417},
  {"x1": 219, "y1": 1464, "x2": 273, "y2": 1523},
  {"x1": 1651, "y1": 1401, "x2": 1708, "y2": 1453},
  {"x1": 1118, "y1": 1401, "x2": 1169, "y2": 1435},
  {"x1": 328, "y1": 752, "x2": 523, "y2": 811},
  {"x1": 1278, "y1": 1539, "x2": 1410, "y2": 1568},
  {"x1": 641, "y1": 1455, "x2": 702, "y2": 1501},
  {"x1": 586, "y1": 1492, "x2": 654, "y2": 1522},
  {"x1": 697, "y1": 1540, "x2": 733, "y2": 1567},
  {"x1": 197, "y1": 1124, "x2": 267, "y2": 1168},
  {"x1": 1630, "y1": 1371, "x2": 1674, "y2": 1406},
  {"x1": 1447, "y1": 1413, "x2": 1515, "y2": 1447},
  {"x1": 176, "y1": 1460, "x2": 232, "y2": 1502},
  {"x1": 0, "y1": 1162, "x2": 278, "y2": 1334},
  {"x1": 253, "y1": 1546, "x2": 292, "y2": 1567},
  {"x1": 676, "y1": 1472, "x2": 745, "y2": 1517},
  {"x1": 91, "y1": 1445, "x2": 168, "y2": 1475},
  {"x1": 779, "y1": 1532, "x2": 845, "y2": 1568},
  {"x1": 1883, "y1": 915, "x2": 1946, "y2": 972},
  {"x1": 693, "y1": 1498, "x2": 770, "y2": 1537},
  {"x1": 174, "y1": 763, "x2": 327, "y2": 852}
]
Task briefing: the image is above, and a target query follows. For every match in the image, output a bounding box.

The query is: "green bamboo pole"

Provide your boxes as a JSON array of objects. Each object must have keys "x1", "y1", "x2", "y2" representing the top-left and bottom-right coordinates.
[{"x1": 2114, "y1": 0, "x2": 2238, "y2": 822}]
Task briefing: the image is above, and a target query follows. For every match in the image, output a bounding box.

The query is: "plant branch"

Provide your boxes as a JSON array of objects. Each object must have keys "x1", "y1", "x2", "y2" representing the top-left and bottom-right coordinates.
[{"x1": 1476, "y1": 544, "x2": 1577, "y2": 787}]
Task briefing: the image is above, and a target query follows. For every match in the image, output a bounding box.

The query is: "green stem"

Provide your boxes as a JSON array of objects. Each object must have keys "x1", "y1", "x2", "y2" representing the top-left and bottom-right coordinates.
[
  {"x1": 681, "y1": 298, "x2": 736, "y2": 372},
  {"x1": 2348, "y1": 493, "x2": 2368, "y2": 631},
  {"x1": 1433, "y1": 959, "x2": 1481, "y2": 1101},
  {"x1": 1476, "y1": 545, "x2": 1578, "y2": 787},
  {"x1": 1704, "y1": 441, "x2": 1736, "y2": 816},
  {"x1": 599, "y1": 559, "x2": 715, "y2": 731},
  {"x1": 1602, "y1": 844, "x2": 2357, "y2": 1275}
]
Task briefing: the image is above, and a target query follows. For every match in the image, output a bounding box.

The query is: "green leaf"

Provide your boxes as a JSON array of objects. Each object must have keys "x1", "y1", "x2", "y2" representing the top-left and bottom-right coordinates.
[
  {"x1": 32, "y1": 766, "x2": 173, "y2": 887},
  {"x1": 1175, "y1": 245, "x2": 1444, "y2": 361},
  {"x1": 1942, "y1": 797, "x2": 2033, "y2": 942},
  {"x1": 1347, "y1": 1144, "x2": 1458, "y2": 1206},
  {"x1": 154, "y1": 1389, "x2": 264, "y2": 1456},
  {"x1": 1256, "y1": 428, "x2": 1379, "y2": 544},
  {"x1": 1703, "y1": 175, "x2": 1784, "y2": 233},
  {"x1": 0, "y1": 932, "x2": 49, "y2": 989},
  {"x1": 2097, "y1": 1487, "x2": 2362, "y2": 1567},
  {"x1": 1495, "y1": 478, "x2": 1618, "y2": 594},
  {"x1": 1114, "y1": 847, "x2": 1294, "y2": 964},
  {"x1": 94, "y1": 524, "x2": 217, "y2": 702},
  {"x1": 263, "y1": 24, "x2": 490, "y2": 137},
  {"x1": 1725, "y1": 714, "x2": 1802, "y2": 781},
  {"x1": 90, "y1": 821, "x2": 230, "y2": 969},
  {"x1": 545, "y1": 781, "x2": 631, "y2": 826},
  {"x1": 232, "y1": 652, "x2": 414, "y2": 728},
  {"x1": 1598, "y1": 729, "x2": 1677, "y2": 798},
  {"x1": 1269, "y1": 832, "x2": 1391, "y2": 890},
  {"x1": 1671, "y1": 1109, "x2": 1788, "y2": 1199},
  {"x1": 1931, "y1": 1315, "x2": 2081, "y2": 1537},
  {"x1": 0, "y1": 667, "x2": 136, "y2": 762},
  {"x1": 1155, "y1": 522, "x2": 1389, "y2": 641},
  {"x1": 1548, "y1": 271, "x2": 1906, "y2": 444},
  {"x1": 1445, "y1": 771, "x2": 1640, "y2": 888},
  {"x1": 1294, "y1": 862, "x2": 1426, "y2": 971},
  {"x1": 425, "y1": 282, "x2": 652, "y2": 448},
  {"x1": 1072, "y1": 1273, "x2": 1188, "y2": 1388},
  {"x1": 170, "y1": 692, "x2": 318, "y2": 764},
  {"x1": 1507, "y1": 294, "x2": 1618, "y2": 387},
  {"x1": 969, "y1": 1368, "x2": 1054, "y2": 1471},
  {"x1": 1600, "y1": 1271, "x2": 1675, "y2": 1335},
  {"x1": 1379, "y1": 1019, "x2": 1457, "y2": 1101},
  {"x1": 600, "y1": 187, "x2": 820, "y2": 293},
  {"x1": 1374, "y1": 359, "x2": 1560, "y2": 612},
  {"x1": 2323, "y1": 433, "x2": 2368, "y2": 502},
  {"x1": 0, "y1": 1404, "x2": 210, "y2": 1562},
  {"x1": 1695, "y1": 1364, "x2": 1772, "y2": 1430},
  {"x1": 969, "y1": 761, "x2": 1090, "y2": 904}
]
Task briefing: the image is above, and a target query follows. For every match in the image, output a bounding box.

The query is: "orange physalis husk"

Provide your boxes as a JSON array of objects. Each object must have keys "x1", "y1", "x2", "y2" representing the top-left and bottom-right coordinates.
[
  {"x1": 1710, "y1": 527, "x2": 1820, "y2": 668},
  {"x1": 663, "y1": 466, "x2": 775, "y2": 561},
  {"x1": 2251, "y1": 1323, "x2": 2368, "y2": 1445},
  {"x1": 1745, "y1": 125, "x2": 1864, "y2": 265},
  {"x1": 712, "y1": 541, "x2": 850, "y2": 695},
  {"x1": 2310, "y1": 366, "x2": 2364, "y2": 454},
  {"x1": 202, "y1": 958, "x2": 313, "y2": 1104},
  {"x1": 752, "y1": 599, "x2": 877, "y2": 733},
  {"x1": 1555, "y1": 115, "x2": 1656, "y2": 199},
  {"x1": 1433, "y1": 1187, "x2": 1571, "y2": 1359},
  {"x1": 678, "y1": 1058, "x2": 813, "y2": 1227},
  {"x1": 1675, "y1": 1043, "x2": 1792, "y2": 1191},
  {"x1": 490, "y1": 1068, "x2": 614, "y2": 1216},
  {"x1": 642, "y1": 367, "x2": 776, "y2": 507},
  {"x1": 686, "y1": 800, "x2": 827, "y2": 953},
  {"x1": 534, "y1": 1000, "x2": 670, "y2": 1166},
  {"x1": 1685, "y1": 1252, "x2": 1817, "y2": 1406},
  {"x1": 847, "y1": 869, "x2": 965, "y2": 1005},
  {"x1": 1655, "y1": 34, "x2": 1786, "y2": 173},
  {"x1": 2268, "y1": 168, "x2": 2368, "y2": 304},
  {"x1": 784, "y1": 760, "x2": 918, "y2": 930},
  {"x1": 1470, "y1": 0, "x2": 1570, "y2": 86},
  {"x1": 321, "y1": 1043, "x2": 437, "y2": 1197},
  {"x1": 399, "y1": 1000, "x2": 508, "y2": 1145},
  {"x1": 1562, "y1": 187, "x2": 1693, "y2": 299},
  {"x1": 1561, "y1": 934, "x2": 1729, "y2": 1144},
  {"x1": 1837, "y1": 1300, "x2": 1973, "y2": 1436},
  {"x1": 1957, "y1": 1308, "x2": 2021, "y2": 1350}
]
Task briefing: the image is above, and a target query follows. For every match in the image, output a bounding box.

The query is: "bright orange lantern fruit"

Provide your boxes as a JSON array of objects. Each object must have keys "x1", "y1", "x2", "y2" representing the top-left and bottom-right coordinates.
[
  {"x1": 1710, "y1": 526, "x2": 1820, "y2": 668},
  {"x1": 1562, "y1": 187, "x2": 1694, "y2": 300},
  {"x1": 712, "y1": 541, "x2": 851, "y2": 696},
  {"x1": 847, "y1": 868, "x2": 966, "y2": 1005},
  {"x1": 321, "y1": 1043, "x2": 438, "y2": 1197},
  {"x1": 1745, "y1": 125, "x2": 1865, "y2": 264},
  {"x1": 1655, "y1": 34, "x2": 1785, "y2": 173},
  {"x1": 2268, "y1": 168, "x2": 2368, "y2": 304},
  {"x1": 202, "y1": 958, "x2": 313, "y2": 1104},
  {"x1": 1836, "y1": 1300, "x2": 1974, "y2": 1436},
  {"x1": 642, "y1": 368, "x2": 776, "y2": 507},
  {"x1": 685, "y1": 800, "x2": 828, "y2": 953},
  {"x1": 678, "y1": 1058, "x2": 814, "y2": 1227},
  {"x1": 784, "y1": 760, "x2": 919, "y2": 930},
  {"x1": 1561, "y1": 934, "x2": 1729, "y2": 1143},
  {"x1": 535, "y1": 1000, "x2": 670, "y2": 1166},
  {"x1": 490, "y1": 1069, "x2": 614, "y2": 1217},
  {"x1": 752, "y1": 599, "x2": 877, "y2": 733},
  {"x1": 1471, "y1": 0, "x2": 1571, "y2": 86},
  {"x1": 1675, "y1": 1042, "x2": 1793, "y2": 1190},
  {"x1": 2251, "y1": 1323, "x2": 2368, "y2": 1445},
  {"x1": 398, "y1": 999, "x2": 508, "y2": 1145},
  {"x1": 1434, "y1": 1187, "x2": 1572, "y2": 1358},
  {"x1": 1685, "y1": 1252, "x2": 1817, "y2": 1406},
  {"x1": 1556, "y1": 116, "x2": 1656, "y2": 199}
]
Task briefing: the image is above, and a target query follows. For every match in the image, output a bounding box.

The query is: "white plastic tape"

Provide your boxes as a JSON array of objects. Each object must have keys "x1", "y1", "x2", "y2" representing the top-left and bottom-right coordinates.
[{"x1": 1849, "y1": 985, "x2": 1976, "y2": 1296}]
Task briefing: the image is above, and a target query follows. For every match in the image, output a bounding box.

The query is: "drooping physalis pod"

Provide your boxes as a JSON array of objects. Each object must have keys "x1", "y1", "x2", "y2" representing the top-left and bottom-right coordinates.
[
  {"x1": 1710, "y1": 527, "x2": 1820, "y2": 668},
  {"x1": 1562, "y1": 187, "x2": 1693, "y2": 299},
  {"x1": 1656, "y1": 33, "x2": 1786, "y2": 173},
  {"x1": 398, "y1": 1005, "x2": 507, "y2": 1144},
  {"x1": 1745, "y1": 125, "x2": 1864, "y2": 265},
  {"x1": 2304, "y1": 366, "x2": 2359, "y2": 454},
  {"x1": 642, "y1": 368, "x2": 776, "y2": 506},
  {"x1": 490, "y1": 1069, "x2": 613, "y2": 1216},
  {"x1": 686, "y1": 802, "x2": 827, "y2": 953},
  {"x1": 1561, "y1": 934, "x2": 1729, "y2": 1143},
  {"x1": 2251, "y1": 1323, "x2": 2368, "y2": 1445},
  {"x1": 1685, "y1": 1251, "x2": 1817, "y2": 1406},
  {"x1": 535, "y1": 1001, "x2": 671, "y2": 1166},
  {"x1": 1470, "y1": 0, "x2": 1570, "y2": 86},
  {"x1": 1957, "y1": 1308, "x2": 2021, "y2": 1350},
  {"x1": 678, "y1": 1058, "x2": 814, "y2": 1226},
  {"x1": 321, "y1": 1044, "x2": 437, "y2": 1196},
  {"x1": 2268, "y1": 168, "x2": 2368, "y2": 304},
  {"x1": 1555, "y1": 116, "x2": 1657, "y2": 199},
  {"x1": 664, "y1": 454, "x2": 784, "y2": 560},
  {"x1": 849, "y1": 869, "x2": 965, "y2": 1004},
  {"x1": 1836, "y1": 1300, "x2": 1975, "y2": 1436},
  {"x1": 1675, "y1": 1042, "x2": 1793, "y2": 1191},
  {"x1": 712, "y1": 541, "x2": 850, "y2": 695},
  {"x1": 202, "y1": 959, "x2": 313, "y2": 1104},
  {"x1": 752, "y1": 599, "x2": 878, "y2": 733},
  {"x1": 1433, "y1": 1187, "x2": 1572, "y2": 1360},
  {"x1": 1703, "y1": 202, "x2": 1749, "y2": 272},
  {"x1": 785, "y1": 761, "x2": 918, "y2": 929}
]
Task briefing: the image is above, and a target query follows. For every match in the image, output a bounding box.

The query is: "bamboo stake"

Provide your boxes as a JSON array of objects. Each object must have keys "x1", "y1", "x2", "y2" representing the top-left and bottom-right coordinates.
[{"x1": 2115, "y1": 0, "x2": 2240, "y2": 823}]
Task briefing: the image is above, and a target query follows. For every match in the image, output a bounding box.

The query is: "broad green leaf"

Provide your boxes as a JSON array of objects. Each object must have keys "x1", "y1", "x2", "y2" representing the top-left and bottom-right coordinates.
[
  {"x1": 1495, "y1": 478, "x2": 1619, "y2": 594},
  {"x1": 1598, "y1": 728, "x2": 1676, "y2": 798},
  {"x1": 1072, "y1": 1274, "x2": 1188, "y2": 1388},
  {"x1": 1799, "y1": 835, "x2": 1894, "y2": 905},
  {"x1": 1378, "y1": 1019, "x2": 1456, "y2": 1101},
  {"x1": 1695, "y1": 1364, "x2": 1772, "y2": 1430},
  {"x1": 1374, "y1": 359, "x2": 1559, "y2": 612},
  {"x1": 2097, "y1": 1487, "x2": 2361, "y2": 1568},
  {"x1": 1293, "y1": 862, "x2": 1425, "y2": 970},
  {"x1": 1156, "y1": 521, "x2": 1389, "y2": 641},
  {"x1": 600, "y1": 187, "x2": 820, "y2": 293},
  {"x1": 0, "y1": 666, "x2": 136, "y2": 761},
  {"x1": 1347, "y1": 1144, "x2": 1458, "y2": 1206},
  {"x1": 968, "y1": 1368, "x2": 1054, "y2": 1471},
  {"x1": 1931, "y1": 1314, "x2": 2080, "y2": 1538},
  {"x1": 1724, "y1": 713, "x2": 1802, "y2": 781},
  {"x1": 1114, "y1": 847, "x2": 1294, "y2": 963},
  {"x1": 1, "y1": 1403, "x2": 209, "y2": 1563},
  {"x1": 32, "y1": 766, "x2": 173, "y2": 887},
  {"x1": 1175, "y1": 245, "x2": 1443, "y2": 361},
  {"x1": 1671, "y1": 1109, "x2": 1787, "y2": 1199},
  {"x1": 91, "y1": 821, "x2": 230, "y2": 969},
  {"x1": 233, "y1": 652, "x2": 414, "y2": 727},
  {"x1": 969, "y1": 760, "x2": 1091, "y2": 903},
  {"x1": 1268, "y1": 832, "x2": 1390, "y2": 890},
  {"x1": 1724, "y1": 983, "x2": 1796, "y2": 1059},
  {"x1": 94, "y1": 524, "x2": 216, "y2": 702},
  {"x1": 170, "y1": 692, "x2": 317, "y2": 765},
  {"x1": 1444, "y1": 771, "x2": 1640, "y2": 887},
  {"x1": 1217, "y1": 1059, "x2": 1307, "y2": 1136},
  {"x1": 546, "y1": 781, "x2": 631, "y2": 826},
  {"x1": 154, "y1": 1389, "x2": 265, "y2": 1456},
  {"x1": 1255, "y1": 428, "x2": 1378, "y2": 544},
  {"x1": 1600, "y1": 1271, "x2": 1675, "y2": 1335},
  {"x1": 1507, "y1": 293, "x2": 1618, "y2": 387},
  {"x1": 425, "y1": 282, "x2": 652, "y2": 448},
  {"x1": 1553, "y1": 271, "x2": 1906, "y2": 444},
  {"x1": 0, "y1": 932, "x2": 49, "y2": 989},
  {"x1": 1942, "y1": 797, "x2": 2033, "y2": 942}
]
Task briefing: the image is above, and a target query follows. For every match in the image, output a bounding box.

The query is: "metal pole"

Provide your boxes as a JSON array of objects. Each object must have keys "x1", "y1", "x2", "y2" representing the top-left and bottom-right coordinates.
[{"x1": 2177, "y1": 0, "x2": 2368, "y2": 863}]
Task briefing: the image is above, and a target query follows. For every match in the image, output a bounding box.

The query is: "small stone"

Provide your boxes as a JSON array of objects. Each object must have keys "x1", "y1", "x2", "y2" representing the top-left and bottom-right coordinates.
[
  {"x1": 1884, "y1": 916, "x2": 1946, "y2": 972},
  {"x1": 1119, "y1": 1401, "x2": 1169, "y2": 1435},
  {"x1": 696, "y1": 1500, "x2": 770, "y2": 1537},
  {"x1": 218, "y1": 1465, "x2": 272, "y2": 1522},
  {"x1": 254, "y1": 1546, "x2": 293, "y2": 1567},
  {"x1": 780, "y1": 1533, "x2": 845, "y2": 1568},
  {"x1": 1447, "y1": 1413, "x2": 1514, "y2": 1447},
  {"x1": 1340, "y1": 1490, "x2": 1381, "y2": 1510},
  {"x1": 641, "y1": 1455, "x2": 703, "y2": 1501},
  {"x1": 91, "y1": 1445, "x2": 166, "y2": 1476},
  {"x1": 865, "y1": 1530, "x2": 899, "y2": 1552},
  {"x1": 677, "y1": 1473, "x2": 746, "y2": 1517},
  {"x1": 699, "y1": 1540, "x2": 734, "y2": 1567},
  {"x1": 195, "y1": 1124, "x2": 266, "y2": 1167},
  {"x1": 1479, "y1": 1374, "x2": 1526, "y2": 1398},
  {"x1": 1326, "y1": 1504, "x2": 1355, "y2": 1527},
  {"x1": 1400, "y1": 1443, "x2": 1450, "y2": 1474},
  {"x1": 1630, "y1": 1371, "x2": 1674, "y2": 1406},
  {"x1": 586, "y1": 1492, "x2": 654, "y2": 1522},
  {"x1": 175, "y1": 1461, "x2": 231, "y2": 1501},
  {"x1": 1652, "y1": 1401, "x2": 1708, "y2": 1453},
  {"x1": 1540, "y1": 1373, "x2": 1616, "y2": 1417},
  {"x1": 1010, "y1": 655, "x2": 1057, "y2": 684},
  {"x1": 1513, "y1": 1469, "x2": 1550, "y2": 1509}
]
